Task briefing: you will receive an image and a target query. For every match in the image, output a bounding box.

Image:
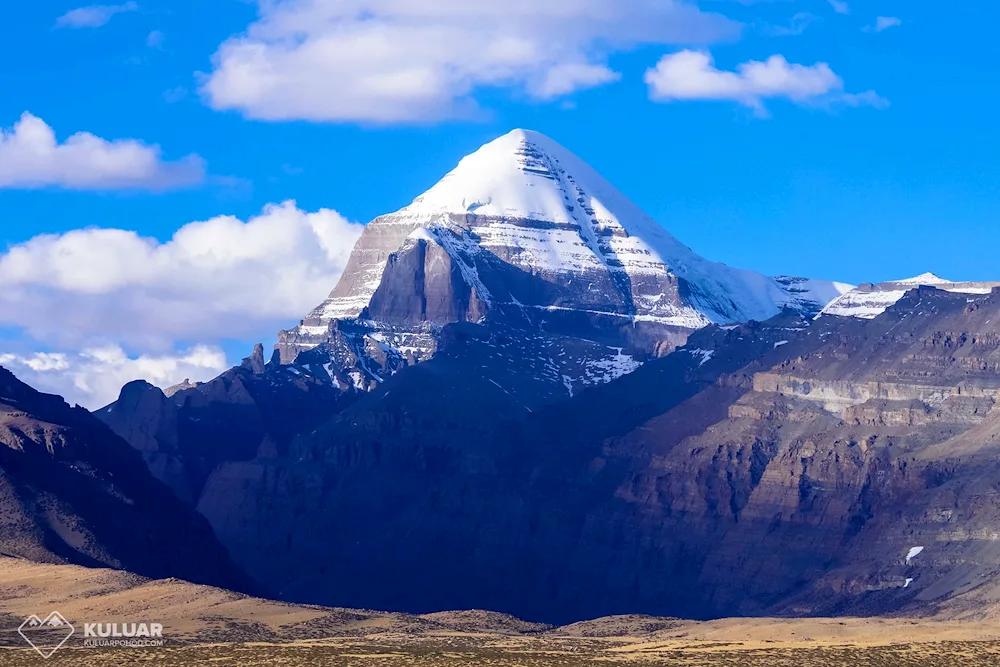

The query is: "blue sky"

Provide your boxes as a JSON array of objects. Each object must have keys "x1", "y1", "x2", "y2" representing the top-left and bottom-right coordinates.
[{"x1": 0, "y1": 0, "x2": 998, "y2": 406}]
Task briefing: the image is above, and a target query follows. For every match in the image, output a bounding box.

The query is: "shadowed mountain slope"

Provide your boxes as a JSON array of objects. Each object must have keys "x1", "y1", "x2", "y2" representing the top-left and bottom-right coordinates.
[{"x1": 0, "y1": 367, "x2": 254, "y2": 593}]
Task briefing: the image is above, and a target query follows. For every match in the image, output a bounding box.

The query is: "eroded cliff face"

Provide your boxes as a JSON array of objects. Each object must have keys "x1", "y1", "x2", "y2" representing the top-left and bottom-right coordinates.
[
  {"x1": 192, "y1": 312, "x2": 838, "y2": 621},
  {"x1": 602, "y1": 287, "x2": 1000, "y2": 618},
  {"x1": 99, "y1": 286, "x2": 1000, "y2": 623},
  {"x1": 96, "y1": 344, "x2": 353, "y2": 504}
]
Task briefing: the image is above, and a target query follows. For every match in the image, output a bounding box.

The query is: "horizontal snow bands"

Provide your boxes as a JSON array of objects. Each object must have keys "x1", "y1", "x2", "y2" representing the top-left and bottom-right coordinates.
[{"x1": 470, "y1": 216, "x2": 583, "y2": 232}]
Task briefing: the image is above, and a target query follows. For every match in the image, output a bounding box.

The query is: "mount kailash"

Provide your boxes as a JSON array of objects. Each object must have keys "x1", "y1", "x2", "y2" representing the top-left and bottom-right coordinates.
[{"x1": 271, "y1": 129, "x2": 852, "y2": 396}]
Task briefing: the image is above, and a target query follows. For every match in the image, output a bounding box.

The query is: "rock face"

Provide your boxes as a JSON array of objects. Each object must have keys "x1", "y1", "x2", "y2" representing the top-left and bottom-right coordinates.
[
  {"x1": 574, "y1": 286, "x2": 1000, "y2": 620},
  {"x1": 276, "y1": 130, "x2": 851, "y2": 394},
  {"x1": 178, "y1": 286, "x2": 1000, "y2": 623},
  {"x1": 0, "y1": 367, "x2": 252, "y2": 592},
  {"x1": 96, "y1": 350, "x2": 352, "y2": 505},
  {"x1": 193, "y1": 310, "x2": 830, "y2": 621}
]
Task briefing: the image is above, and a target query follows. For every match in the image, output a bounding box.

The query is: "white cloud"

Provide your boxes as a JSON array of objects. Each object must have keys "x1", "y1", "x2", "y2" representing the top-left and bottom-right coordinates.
[
  {"x1": 528, "y1": 63, "x2": 622, "y2": 99},
  {"x1": 840, "y1": 90, "x2": 890, "y2": 108},
  {"x1": 827, "y1": 0, "x2": 849, "y2": 15},
  {"x1": 0, "y1": 201, "x2": 364, "y2": 351},
  {"x1": 644, "y1": 50, "x2": 887, "y2": 116},
  {"x1": 55, "y1": 2, "x2": 138, "y2": 29},
  {"x1": 875, "y1": 16, "x2": 901, "y2": 32},
  {"x1": 0, "y1": 112, "x2": 205, "y2": 191},
  {"x1": 200, "y1": 0, "x2": 740, "y2": 122},
  {"x1": 0, "y1": 201, "x2": 365, "y2": 406},
  {"x1": 0, "y1": 345, "x2": 228, "y2": 409}
]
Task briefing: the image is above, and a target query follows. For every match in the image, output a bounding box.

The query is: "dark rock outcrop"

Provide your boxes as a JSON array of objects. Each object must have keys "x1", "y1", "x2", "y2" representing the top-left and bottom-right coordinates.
[
  {"x1": 96, "y1": 353, "x2": 353, "y2": 505},
  {"x1": 0, "y1": 367, "x2": 253, "y2": 592},
  {"x1": 367, "y1": 237, "x2": 489, "y2": 325}
]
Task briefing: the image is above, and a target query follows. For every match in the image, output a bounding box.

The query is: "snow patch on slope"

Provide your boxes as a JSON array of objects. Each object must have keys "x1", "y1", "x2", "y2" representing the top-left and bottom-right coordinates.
[
  {"x1": 579, "y1": 347, "x2": 642, "y2": 385},
  {"x1": 687, "y1": 348, "x2": 714, "y2": 366},
  {"x1": 822, "y1": 289, "x2": 910, "y2": 320}
]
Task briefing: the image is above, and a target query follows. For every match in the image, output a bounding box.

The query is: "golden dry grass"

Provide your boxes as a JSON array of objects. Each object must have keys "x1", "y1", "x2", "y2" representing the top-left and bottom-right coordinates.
[{"x1": 0, "y1": 558, "x2": 998, "y2": 666}]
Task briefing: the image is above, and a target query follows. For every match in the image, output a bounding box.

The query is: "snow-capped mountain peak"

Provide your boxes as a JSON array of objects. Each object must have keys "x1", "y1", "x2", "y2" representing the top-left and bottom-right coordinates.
[
  {"x1": 400, "y1": 128, "x2": 698, "y2": 283},
  {"x1": 897, "y1": 272, "x2": 950, "y2": 285},
  {"x1": 821, "y1": 273, "x2": 1000, "y2": 319},
  {"x1": 277, "y1": 129, "x2": 853, "y2": 388},
  {"x1": 403, "y1": 129, "x2": 666, "y2": 234},
  {"x1": 300, "y1": 129, "x2": 848, "y2": 333}
]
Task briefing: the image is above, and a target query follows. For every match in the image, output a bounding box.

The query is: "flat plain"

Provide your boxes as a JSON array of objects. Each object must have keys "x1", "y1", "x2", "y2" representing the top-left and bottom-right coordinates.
[{"x1": 0, "y1": 559, "x2": 997, "y2": 666}]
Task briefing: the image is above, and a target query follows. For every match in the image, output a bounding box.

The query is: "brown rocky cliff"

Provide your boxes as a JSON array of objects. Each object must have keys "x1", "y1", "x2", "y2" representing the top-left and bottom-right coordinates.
[{"x1": 367, "y1": 237, "x2": 489, "y2": 325}]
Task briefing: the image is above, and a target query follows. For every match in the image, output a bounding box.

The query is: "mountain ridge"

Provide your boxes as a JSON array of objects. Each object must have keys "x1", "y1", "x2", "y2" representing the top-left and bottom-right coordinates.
[
  {"x1": 821, "y1": 273, "x2": 1000, "y2": 319},
  {"x1": 276, "y1": 129, "x2": 851, "y2": 396},
  {"x1": 0, "y1": 366, "x2": 254, "y2": 593}
]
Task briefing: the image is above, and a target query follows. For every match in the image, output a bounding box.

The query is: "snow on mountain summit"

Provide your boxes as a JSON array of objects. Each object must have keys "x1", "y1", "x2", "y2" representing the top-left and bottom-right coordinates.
[
  {"x1": 404, "y1": 129, "x2": 661, "y2": 229},
  {"x1": 896, "y1": 272, "x2": 949, "y2": 285},
  {"x1": 821, "y1": 273, "x2": 1000, "y2": 319},
  {"x1": 281, "y1": 129, "x2": 853, "y2": 365},
  {"x1": 398, "y1": 128, "x2": 815, "y2": 326}
]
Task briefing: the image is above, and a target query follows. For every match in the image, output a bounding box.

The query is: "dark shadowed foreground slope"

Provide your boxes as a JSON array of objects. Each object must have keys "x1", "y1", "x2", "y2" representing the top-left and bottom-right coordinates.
[{"x1": 0, "y1": 367, "x2": 252, "y2": 592}]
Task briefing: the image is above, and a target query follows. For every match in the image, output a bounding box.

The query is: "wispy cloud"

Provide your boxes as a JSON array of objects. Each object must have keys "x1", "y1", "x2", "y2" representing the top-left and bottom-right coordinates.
[
  {"x1": 874, "y1": 16, "x2": 902, "y2": 32},
  {"x1": 55, "y1": 2, "x2": 138, "y2": 29},
  {"x1": 147, "y1": 29, "x2": 165, "y2": 48},
  {"x1": 759, "y1": 12, "x2": 817, "y2": 37},
  {"x1": 645, "y1": 50, "x2": 887, "y2": 117},
  {"x1": 163, "y1": 86, "x2": 188, "y2": 103},
  {"x1": 827, "y1": 0, "x2": 849, "y2": 15}
]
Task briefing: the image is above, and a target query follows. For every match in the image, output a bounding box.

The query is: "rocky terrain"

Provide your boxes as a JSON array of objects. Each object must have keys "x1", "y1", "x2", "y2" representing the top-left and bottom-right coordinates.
[
  {"x1": 820, "y1": 272, "x2": 1000, "y2": 319},
  {"x1": 0, "y1": 369, "x2": 251, "y2": 592},
  {"x1": 597, "y1": 286, "x2": 1000, "y2": 620},
  {"x1": 95, "y1": 283, "x2": 1000, "y2": 626},
  {"x1": 95, "y1": 343, "x2": 351, "y2": 504}
]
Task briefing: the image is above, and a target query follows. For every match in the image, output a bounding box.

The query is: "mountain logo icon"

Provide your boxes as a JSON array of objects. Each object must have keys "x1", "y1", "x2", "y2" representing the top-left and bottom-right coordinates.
[{"x1": 18, "y1": 611, "x2": 75, "y2": 658}]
